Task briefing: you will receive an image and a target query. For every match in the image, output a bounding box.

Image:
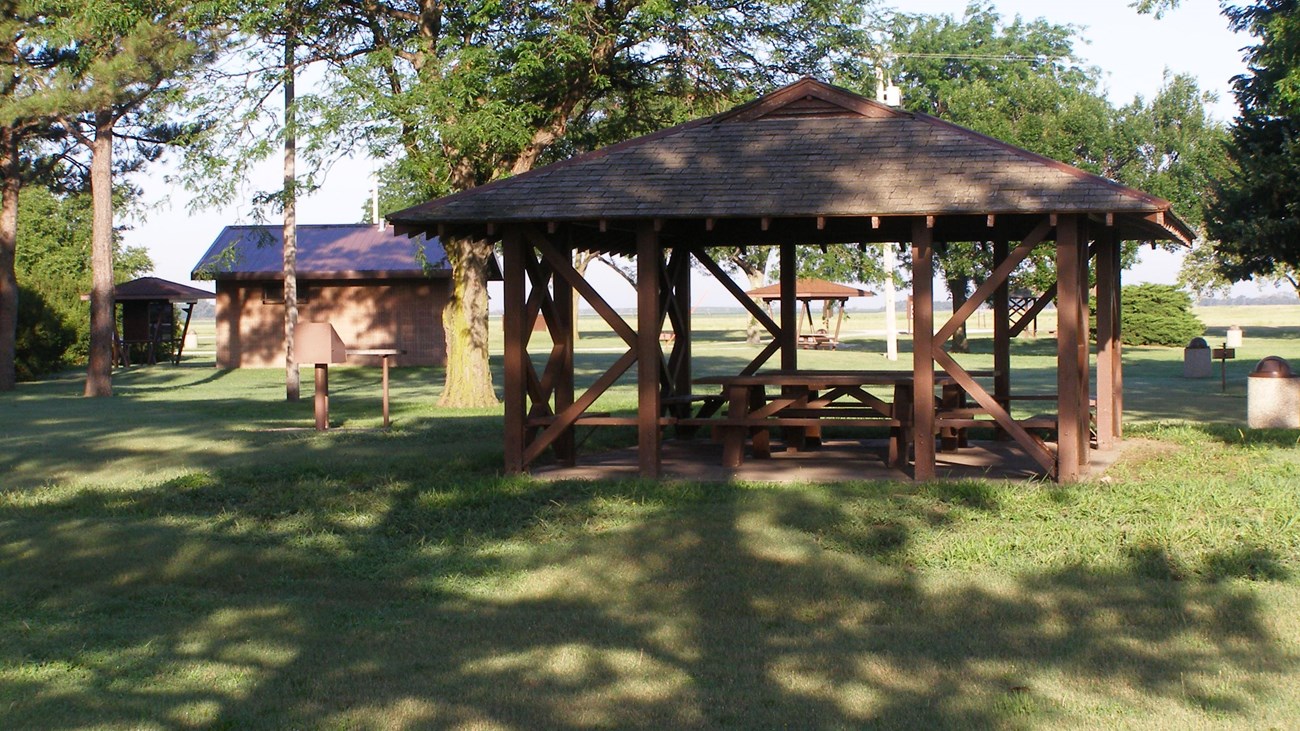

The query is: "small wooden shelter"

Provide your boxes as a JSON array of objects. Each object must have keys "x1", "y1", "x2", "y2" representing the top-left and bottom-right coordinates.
[
  {"x1": 98, "y1": 277, "x2": 215, "y2": 365},
  {"x1": 747, "y1": 277, "x2": 874, "y2": 348},
  {"x1": 389, "y1": 78, "x2": 1191, "y2": 483}
]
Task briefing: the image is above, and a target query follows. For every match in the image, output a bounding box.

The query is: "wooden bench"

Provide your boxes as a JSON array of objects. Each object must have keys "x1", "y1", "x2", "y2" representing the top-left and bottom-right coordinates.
[
  {"x1": 661, "y1": 392, "x2": 726, "y2": 437},
  {"x1": 693, "y1": 371, "x2": 920, "y2": 468},
  {"x1": 797, "y1": 332, "x2": 838, "y2": 350}
]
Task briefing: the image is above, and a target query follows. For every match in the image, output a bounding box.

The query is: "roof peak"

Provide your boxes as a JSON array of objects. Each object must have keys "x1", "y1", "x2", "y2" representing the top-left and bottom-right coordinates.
[{"x1": 713, "y1": 77, "x2": 907, "y2": 124}]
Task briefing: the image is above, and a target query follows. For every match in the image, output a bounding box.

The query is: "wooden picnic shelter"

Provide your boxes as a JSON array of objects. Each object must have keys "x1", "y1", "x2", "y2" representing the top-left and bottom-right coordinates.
[
  {"x1": 86, "y1": 277, "x2": 215, "y2": 365},
  {"x1": 746, "y1": 277, "x2": 874, "y2": 349},
  {"x1": 389, "y1": 78, "x2": 1192, "y2": 483}
]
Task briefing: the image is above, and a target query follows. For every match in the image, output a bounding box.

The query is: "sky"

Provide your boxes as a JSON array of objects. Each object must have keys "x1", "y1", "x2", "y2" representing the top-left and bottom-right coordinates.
[{"x1": 123, "y1": 0, "x2": 1256, "y2": 303}]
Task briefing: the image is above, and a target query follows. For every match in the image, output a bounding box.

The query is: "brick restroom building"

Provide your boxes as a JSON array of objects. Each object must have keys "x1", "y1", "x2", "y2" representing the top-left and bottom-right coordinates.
[{"x1": 192, "y1": 224, "x2": 496, "y2": 368}]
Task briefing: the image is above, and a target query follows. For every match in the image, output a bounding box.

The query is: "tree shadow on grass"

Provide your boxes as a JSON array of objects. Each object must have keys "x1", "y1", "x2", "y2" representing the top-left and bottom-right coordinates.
[{"x1": 2, "y1": 475, "x2": 1295, "y2": 729}]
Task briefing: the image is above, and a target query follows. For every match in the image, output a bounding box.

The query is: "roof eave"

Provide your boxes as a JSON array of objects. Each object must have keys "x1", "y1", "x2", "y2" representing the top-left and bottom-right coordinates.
[{"x1": 197, "y1": 269, "x2": 449, "y2": 281}]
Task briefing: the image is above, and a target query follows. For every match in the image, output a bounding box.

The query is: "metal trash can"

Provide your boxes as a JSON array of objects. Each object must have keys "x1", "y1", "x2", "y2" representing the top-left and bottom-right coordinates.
[
  {"x1": 1183, "y1": 337, "x2": 1212, "y2": 378},
  {"x1": 1226, "y1": 325, "x2": 1244, "y2": 348},
  {"x1": 1247, "y1": 356, "x2": 1300, "y2": 429}
]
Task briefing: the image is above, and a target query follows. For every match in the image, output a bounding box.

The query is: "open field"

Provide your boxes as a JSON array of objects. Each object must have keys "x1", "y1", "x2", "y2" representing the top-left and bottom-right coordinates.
[{"x1": 2, "y1": 305, "x2": 1298, "y2": 728}]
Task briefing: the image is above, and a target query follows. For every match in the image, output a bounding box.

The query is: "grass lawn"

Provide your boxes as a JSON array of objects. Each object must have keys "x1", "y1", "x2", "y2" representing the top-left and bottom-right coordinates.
[{"x1": 2, "y1": 306, "x2": 1299, "y2": 729}]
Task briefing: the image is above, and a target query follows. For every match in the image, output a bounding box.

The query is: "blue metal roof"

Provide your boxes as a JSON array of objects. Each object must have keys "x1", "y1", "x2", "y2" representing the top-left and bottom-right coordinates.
[{"x1": 192, "y1": 224, "x2": 449, "y2": 280}]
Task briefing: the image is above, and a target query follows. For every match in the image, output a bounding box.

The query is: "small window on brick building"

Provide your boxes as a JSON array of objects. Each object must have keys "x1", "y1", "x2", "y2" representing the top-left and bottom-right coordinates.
[{"x1": 262, "y1": 283, "x2": 311, "y2": 304}]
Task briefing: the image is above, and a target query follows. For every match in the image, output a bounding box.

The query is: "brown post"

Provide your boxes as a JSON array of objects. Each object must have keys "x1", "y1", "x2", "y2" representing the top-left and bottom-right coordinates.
[
  {"x1": 780, "y1": 241, "x2": 797, "y2": 371},
  {"x1": 1095, "y1": 230, "x2": 1117, "y2": 450},
  {"x1": 314, "y1": 363, "x2": 328, "y2": 430},
  {"x1": 1077, "y1": 221, "x2": 1092, "y2": 465},
  {"x1": 637, "y1": 224, "x2": 662, "y2": 477},
  {"x1": 992, "y1": 239, "x2": 1011, "y2": 440},
  {"x1": 554, "y1": 238, "x2": 576, "y2": 465},
  {"x1": 912, "y1": 220, "x2": 936, "y2": 480},
  {"x1": 673, "y1": 247, "x2": 692, "y2": 399},
  {"x1": 381, "y1": 355, "x2": 391, "y2": 428},
  {"x1": 1113, "y1": 238, "x2": 1124, "y2": 440},
  {"x1": 502, "y1": 226, "x2": 527, "y2": 473},
  {"x1": 1056, "y1": 215, "x2": 1082, "y2": 482}
]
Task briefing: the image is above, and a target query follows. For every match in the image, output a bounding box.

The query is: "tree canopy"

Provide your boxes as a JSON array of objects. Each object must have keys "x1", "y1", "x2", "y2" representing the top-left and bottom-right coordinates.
[
  {"x1": 319, "y1": 0, "x2": 879, "y2": 406},
  {"x1": 1204, "y1": 0, "x2": 1300, "y2": 282}
]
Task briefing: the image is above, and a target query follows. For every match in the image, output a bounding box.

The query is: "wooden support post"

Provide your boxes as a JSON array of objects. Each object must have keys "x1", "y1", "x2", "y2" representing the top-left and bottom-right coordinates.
[
  {"x1": 554, "y1": 238, "x2": 576, "y2": 465},
  {"x1": 1113, "y1": 239, "x2": 1124, "y2": 439},
  {"x1": 381, "y1": 355, "x2": 391, "y2": 428},
  {"x1": 992, "y1": 239, "x2": 1011, "y2": 440},
  {"x1": 674, "y1": 247, "x2": 692, "y2": 400},
  {"x1": 780, "y1": 241, "x2": 797, "y2": 371},
  {"x1": 1095, "y1": 230, "x2": 1118, "y2": 450},
  {"x1": 314, "y1": 364, "x2": 329, "y2": 430},
  {"x1": 912, "y1": 220, "x2": 936, "y2": 480},
  {"x1": 1056, "y1": 215, "x2": 1082, "y2": 482},
  {"x1": 637, "y1": 224, "x2": 662, "y2": 477},
  {"x1": 502, "y1": 226, "x2": 527, "y2": 474},
  {"x1": 1077, "y1": 220, "x2": 1092, "y2": 465}
]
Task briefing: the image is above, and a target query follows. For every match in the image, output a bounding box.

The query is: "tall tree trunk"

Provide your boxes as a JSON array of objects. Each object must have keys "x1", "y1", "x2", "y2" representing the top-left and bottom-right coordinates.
[
  {"x1": 283, "y1": 30, "x2": 300, "y2": 401},
  {"x1": 946, "y1": 274, "x2": 970, "y2": 353},
  {"x1": 0, "y1": 128, "x2": 18, "y2": 391},
  {"x1": 85, "y1": 111, "x2": 115, "y2": 397},
  {"x1": 438, "y1": 236, "x2": 496, "y2": 407}
]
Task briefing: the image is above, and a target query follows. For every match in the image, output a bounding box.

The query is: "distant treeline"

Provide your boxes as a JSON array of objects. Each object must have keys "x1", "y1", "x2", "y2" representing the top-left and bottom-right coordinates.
[{"x1": 1197, "y1": 295, "x2": 1300, "y2": 306}]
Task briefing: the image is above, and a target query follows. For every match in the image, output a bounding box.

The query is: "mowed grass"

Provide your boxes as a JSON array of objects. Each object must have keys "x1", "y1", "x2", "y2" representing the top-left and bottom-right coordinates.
[{"x1": 1, "y1": 306, "x2": 1299, "y2": 729}]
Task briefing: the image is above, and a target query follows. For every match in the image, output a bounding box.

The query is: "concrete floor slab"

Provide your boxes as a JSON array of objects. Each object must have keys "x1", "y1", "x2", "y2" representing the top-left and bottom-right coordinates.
[{"x1": 532, "y1": 437, "x2": 1124, "y2": 483}]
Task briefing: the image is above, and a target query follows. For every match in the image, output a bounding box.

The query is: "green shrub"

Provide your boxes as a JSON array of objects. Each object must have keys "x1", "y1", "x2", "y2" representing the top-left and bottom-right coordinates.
[
  {"x1": 15, "y1": 286, "x2": 76, "y2": 380},
  {"x1": 1121, "y1": 283, "x2": 1204, "y2": 347}
]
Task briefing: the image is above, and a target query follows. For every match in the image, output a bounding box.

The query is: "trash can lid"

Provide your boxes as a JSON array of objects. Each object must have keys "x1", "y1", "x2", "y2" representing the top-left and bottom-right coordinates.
[
  {"x1": 1250, "y1": 356, "x2": 1294, "y2": 378},
  {"x1": 1186, "y1": 337, "x2": 1209, "y2": 349}
]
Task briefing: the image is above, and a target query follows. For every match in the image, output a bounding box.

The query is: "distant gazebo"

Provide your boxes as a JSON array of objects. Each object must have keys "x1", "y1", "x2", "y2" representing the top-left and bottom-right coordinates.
[
  {"x1": 747, "y1": 277, "x2": 874, "y2": 349},
  {"x1": 109, "y1": 277, "x2": 215, "y2": 365},
  {"x1": 389, "y1": 78, "x2": 1192, "y2": 483}
]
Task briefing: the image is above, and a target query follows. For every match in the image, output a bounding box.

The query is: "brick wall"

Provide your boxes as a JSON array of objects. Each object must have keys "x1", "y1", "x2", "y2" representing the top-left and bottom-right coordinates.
[{"x1": 215, "y1": 278, "x2": 448, "y2": 368}]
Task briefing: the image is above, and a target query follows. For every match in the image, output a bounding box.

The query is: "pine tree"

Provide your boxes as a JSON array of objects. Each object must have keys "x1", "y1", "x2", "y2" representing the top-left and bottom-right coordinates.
[
  {"x1": 1205, "y1": 1, "x2": 1300, "y2": 281},
  {"x1": 27, "y1": 0, "x2": 218, "y2": 396}
]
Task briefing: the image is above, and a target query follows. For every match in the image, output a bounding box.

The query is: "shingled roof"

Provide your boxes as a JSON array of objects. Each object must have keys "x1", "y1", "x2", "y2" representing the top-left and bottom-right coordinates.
[
  {"x1": 113, "y1": 277, "x2": 215, "y2": 302},
  {"x1": 389, "y1": 78, "x2": 1192, "y2": 246},
  {"x1": 192, "y1": 224, "x2": 453, "y2": 280},
  {"x1": 747, "y1": 278, "x2": 875, "y2": 301}
]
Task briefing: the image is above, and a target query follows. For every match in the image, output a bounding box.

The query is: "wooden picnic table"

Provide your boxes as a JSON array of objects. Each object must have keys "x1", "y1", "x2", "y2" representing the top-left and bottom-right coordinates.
[{"x1": 692, "y1": 369, "x2": 996, "y2": 469}]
